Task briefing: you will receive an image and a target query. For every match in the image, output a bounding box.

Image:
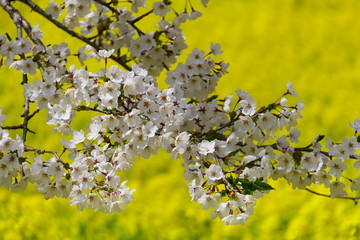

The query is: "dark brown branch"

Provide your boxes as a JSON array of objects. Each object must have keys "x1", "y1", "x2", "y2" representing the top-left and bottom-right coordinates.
[
  {"x1": 305, "y1": 188, "x2": 360, "y2": 204},
  {"x1": 22, "y1": 74, "x2": 30, "y2": 141},
  {"x1": 195, "y1": 117, "x2": 238, "y2": 140},
  {"x1": 271, "y1": 144, "x2": 358, "y2": 160},
  {"x1": 74, "y1": 105, "x2": 108, "y2": 114},
  {"x1": 1, "y1": 124, "x2": 24, "y2": 130},
  {"x1": 129, "y1": 9, "x2": 154, "y2": 24},
  {"x1": 0, "y1": 0, "x2": 45, "y2": 48},
  {"x1": 25, "y1": 146, "x2": 72, "y2": 170},
  {"x1": 93, "y1": 0, "x2": 149, "y2": 36},
  {"x1": 17, "y1": 0, "x2": 132, "y2": 71},
  {"x1": 28, "y1": 108, "x2": 40, "y2": 120},
  {"x1": 0, "y1": 0, "x2": 38, "y2": 142},
  {"x1": 1, "y1": 124, "x2": 36, "y2": 134},
  {"x1": 1, "y1": 109, "x2": 40, "y2": 134},
  {"x1": 25, "y1": 146, "x2": 58, "y2": 155}
]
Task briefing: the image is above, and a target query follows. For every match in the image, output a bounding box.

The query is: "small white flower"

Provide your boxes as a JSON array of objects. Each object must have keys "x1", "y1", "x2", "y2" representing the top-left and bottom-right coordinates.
[
  {"x1": 222, "y1": 213, "x2": 248, "y2": 225},
  {"x1": 354, "y1": 159, "x2": 360, "y2": 169},
  {"x1": 0, "y1": 109, "x2": 6, "y2": 125},
  {"x1": 198, "y1": 140, "x2": 215, "y2": 155},
  {"x1": 47, "y1": 157, "x2": 65, "y2": 180},
  {"x1": 240, "y1": 99, "x2": 256, "y2": 116},
  {"x1": 350, "y1": 178, "x2": 360, "y2": 191},
  {"x1": 314, "y1": 170, "x2": 332, "y2": 187},
  {"x1": 277, "y1": 154, "x2": 294, "y2": 172},
  {"x1": 276, "y1": 135, "x2": 289, "y2": 150},
  {"x1": 30, "y1": 24, "x2": 43, "y2": 40},
  {"x1": 300, "y1": 153, "x2": 320, "y2": 172},
  {"x1": 153, "y1": 2, "x2": 171, "y2": 17},
  {"x1": 16, "y1": 38, "x2": 33, "y2": 55},
  {"x1": 286, "y1": 82, "x2": 298, "y2": 97},
  {"x1": 201, "y1": 0, "x2": 209, "y2": 7},
  {"x1": 45, "y1": 1, "x2": 62, "y2": 19},
  {"x1": 205, "y1": 164, "x2": 224, "y2": 181},
  {"x1": 10, "y1": 59, "x2": 38, "y2": 75},
  {"x1": 175, "y1": 132, "x2": 190, "y2": 155},
  {"x1": 198, "y1": 194, "x2": 218, "y2": 210},
  {"x1": 327, "y1": 158, "x2": 347, "y2": 178},
  {"x1": 257, "y1": 111, "x2": 277, "y2": 130},
  {"x1": 330, "y1": 181, "x2": 347, "y2": 198},
  {"x1": 98, "y1": 49, "x2": 115, "y2": 58},
  {"x1": 189, "y1": 10, "x2": 202, "y2": 20},
  {"x1": 350, "y1": 119, "x2": 360, "y2": 132},
  {"x1": 289, "y1": 128, "x2": 301, "y2": 143}
]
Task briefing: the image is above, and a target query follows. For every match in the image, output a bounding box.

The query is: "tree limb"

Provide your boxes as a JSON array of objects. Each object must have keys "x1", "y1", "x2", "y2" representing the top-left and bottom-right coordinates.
[
  {"x1": 0, "y1": 0, "x2": 45, "y2": 47},
  {"x1": 305, "y1": 187, "x2": 360, "y2": 204}
]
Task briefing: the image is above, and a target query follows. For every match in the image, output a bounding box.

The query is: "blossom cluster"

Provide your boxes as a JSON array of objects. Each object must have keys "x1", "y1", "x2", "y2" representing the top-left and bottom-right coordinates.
[
  {"x1": 1, "y1": 0, "x2": 360, "y2": 225},
  {"x1": 44, "y1": 0, "x2": 205, "y2": 76}
]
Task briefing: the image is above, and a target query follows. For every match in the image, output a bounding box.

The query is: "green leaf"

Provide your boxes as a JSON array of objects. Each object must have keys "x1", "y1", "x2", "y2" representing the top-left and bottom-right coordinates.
[
  {"x1": 202, "y1": 161, "x2": 211, "y2": 168},
  {"x1": 206, "y1": 95, "x2": 219, "y2": 103},
  {"x1": 253, "y1": 179, "x2": 275, "y2": 191},
  {"x1": 315, "y1": 134, "x2": 325, "y2": 143},
  {"x1": 5, "y1": 32, "x2": 12, "y2": 41},
  {"x1": 238, "y1": 178, "x2": 275, "y2": 195},
  {"x1": 293, "y1": 150, "x2": 302, "y2": 167},
  {"x1": 188, "y1": 98, "x2": 199, "y2": 104},
  {"x1": 229, "y1": 111, "x2": 236, "y2": 120},
  {"x1": 227, "y1": 149, "x2": 241, "y2": 158},
  {"x1": 266, "y1": 103, "x2": 277, "y2": 111},
  {"x1": 226, "y1": 175, "x2": 235, "y2": 185},
  {"x1": 163, "y1": 0, "x2": 172, "y2": 5}
]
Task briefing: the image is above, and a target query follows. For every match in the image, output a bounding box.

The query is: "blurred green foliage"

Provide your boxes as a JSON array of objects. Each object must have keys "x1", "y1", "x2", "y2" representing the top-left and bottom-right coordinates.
[{"x1": 1, "y1": 0, "x2": 360, "y2": 239}]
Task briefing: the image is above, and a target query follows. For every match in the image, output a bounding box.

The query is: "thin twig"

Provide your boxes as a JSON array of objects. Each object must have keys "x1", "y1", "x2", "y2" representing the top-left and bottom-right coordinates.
[
  {"x1": 1, "y1": 124, "x2": 24, "y2": 130},
  {"x1": 93, "y1": 0, "x2": 151, "y2": 36},
  {"x1": 22, "y1": 74, "x2": 30, "y2": 141},
  {"x1": 25, "y1": 146, "x2": 59, "y2": 155},
  {"x1": 1, "y1": 124, "x2": 36, "y2": 134},
  {"x1": 0, "y1": 0, "x2": 35, "y2": 142},
  {"x1": 305, "y1": 188, "x2": 360, "y2": 204},
  {"x1": 28, "y1": 108, "x2": 40, "y2": 120},
  {"x1": 0, "y1": 0, "x2": 45, "y2": 48},
  {"x1": 265, "y1": 144, "x2": 358, "y2": 160},
  {"x1": 195, "y1": 117, "x2": 238, "y2": 140},
  {"x1": 129, "y1": 9, "x2": 154, "y2": 25},
  {"x1": 25, "y1": 146, "x2": 72, "y2": 170}
]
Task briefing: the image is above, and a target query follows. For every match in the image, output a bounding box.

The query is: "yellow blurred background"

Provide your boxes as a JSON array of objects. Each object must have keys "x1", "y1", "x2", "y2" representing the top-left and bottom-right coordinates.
[{"x1": 1, "y1": 0, "x2": 360, "y2": 239}]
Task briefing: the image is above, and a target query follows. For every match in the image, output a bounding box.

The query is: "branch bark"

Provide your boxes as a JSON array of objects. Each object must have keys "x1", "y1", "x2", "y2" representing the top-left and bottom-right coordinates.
[
  {"x1": 0, "y1": 0, "x2": 44, "y2": 47},
  {"x1": 305, "y1": 187, "x2": 360, "y2": 204}
]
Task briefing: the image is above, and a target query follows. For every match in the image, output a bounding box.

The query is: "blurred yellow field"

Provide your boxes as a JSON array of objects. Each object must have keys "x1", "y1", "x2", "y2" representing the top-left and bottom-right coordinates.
[{"x1": 1, "y1": 0, "x2": 360, "y2": 239}]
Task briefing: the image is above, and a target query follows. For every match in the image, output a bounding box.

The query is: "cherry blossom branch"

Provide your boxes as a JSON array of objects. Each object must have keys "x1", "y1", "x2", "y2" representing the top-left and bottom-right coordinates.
[
  {"x1": 14, "y1": 0, "x2": 30, "y2": 142},
  {"x1": 0, "y1": 0, "x2": 35, "y2": 142},
  {"x1": 74, "y1": 105, "x2": 108, "y2": 114},
  {"x1": 258, "y1": 143, "x2": 358, "y2": 160},
  {"x1": 196, "y1": 119, "x2": 237, "y2": 139},
  {"x1": 92, "y1": 0, "x2": 152, "y2": 36},
  {"x1": 129, "y1": 9, "x2": 154, "y2": 25},
  {"x1": 1, "y1": 109, "x2": 39, "y2": 133},
  {"x1": 305, "y1": 188, "x2": 360, "y2": 204},
  {"x1": 21, "y1": 75, "x2": 31, "y2": 141},
  {"x1": 0, "y1": 0, "x2": 44, "y2": 47},
  {"x1": 25, "y1": 146, "x2": 58, "y2": 155},
  {"x1": 17, "y1": 0, "x2": 132, "y2": 70},
  {"x1": 1, "y1": 124, "x2": 36, "y2": 134},
  {"x1": 20, "y1": 107, "x2": 41, "y2": 136},
  {"x1": 25, "y1": 146, "x2": 71, "y2": 170}
]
